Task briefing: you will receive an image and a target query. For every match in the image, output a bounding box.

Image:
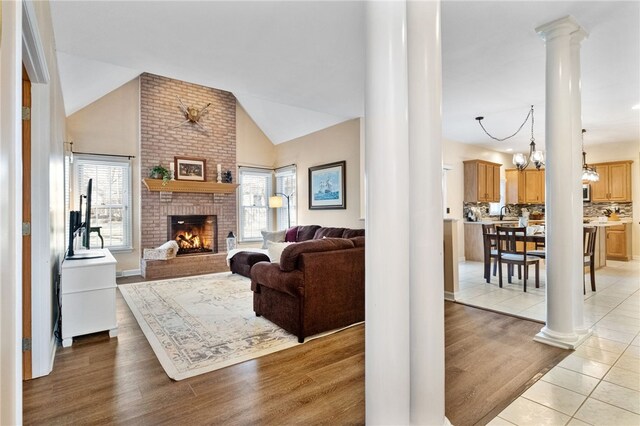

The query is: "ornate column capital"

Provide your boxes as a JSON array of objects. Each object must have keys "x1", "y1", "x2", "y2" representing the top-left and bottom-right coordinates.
[{"x1": 536, "y1": 15, "x2": 584, "y2": 42}]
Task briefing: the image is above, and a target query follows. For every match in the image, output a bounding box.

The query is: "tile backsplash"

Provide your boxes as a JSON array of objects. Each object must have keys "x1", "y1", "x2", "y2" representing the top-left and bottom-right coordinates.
[
  {"x1": 583, "y1": 201, "x2": 632, "y2": 218},
  {"x1": 463, "y1": 201, "x2": 632, "y2": 221}
]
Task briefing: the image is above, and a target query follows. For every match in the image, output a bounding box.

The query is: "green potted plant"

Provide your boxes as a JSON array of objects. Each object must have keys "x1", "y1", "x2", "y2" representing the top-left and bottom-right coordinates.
[{"x1": 150, "y1": 165, "x2": 172, "y2": 185}]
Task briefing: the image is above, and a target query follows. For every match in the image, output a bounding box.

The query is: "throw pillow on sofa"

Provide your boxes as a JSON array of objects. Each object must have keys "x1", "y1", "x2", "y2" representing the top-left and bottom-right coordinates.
[
  {"x1": 260, "y1": 229, "x2": 286, "y2": 249},
  {"x1": 266, "y1": 241, "x2": 294, "y2": 262}
]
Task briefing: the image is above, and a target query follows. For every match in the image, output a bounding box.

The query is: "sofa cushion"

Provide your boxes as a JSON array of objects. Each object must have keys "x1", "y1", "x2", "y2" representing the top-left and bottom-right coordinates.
[
  {"x1": 251, "y1": 262, "x2": 304, "y2": 297},
  {"x1": 350, "y1": 236, "x2": 365, "y2": 247},
  {"x1": 285, "y1": 226, "x2": 299, "y2": 242},
  {"x1": 342, "y1": 228, "x2": 365, "y2": 238},
  {"x1": 267, "y1": 241, "x2": 294, "y2": 262},
  {"x1": 260, "y1": 229, "x2": 286, "y2": 249},
  {"x1": 296, "y1": 225, "x2": 321, "y2": 242},
  {"x1": 313, "y1": 227, "x2": 347, "y2": 239},
  {"x1": 279, "y1": 238, "x2": 355, "y2": 272}
]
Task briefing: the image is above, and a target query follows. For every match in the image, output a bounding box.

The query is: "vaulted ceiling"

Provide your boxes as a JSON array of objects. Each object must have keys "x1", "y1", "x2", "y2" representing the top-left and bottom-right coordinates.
[{"x1": 50, "y1": 1, "x2": 639, "y2": 148}]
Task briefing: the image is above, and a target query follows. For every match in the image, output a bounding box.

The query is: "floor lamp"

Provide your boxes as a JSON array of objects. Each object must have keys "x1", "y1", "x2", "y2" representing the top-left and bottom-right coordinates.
[{"x1": 269, "y1": 192, "x2": 291, "y2": 229}]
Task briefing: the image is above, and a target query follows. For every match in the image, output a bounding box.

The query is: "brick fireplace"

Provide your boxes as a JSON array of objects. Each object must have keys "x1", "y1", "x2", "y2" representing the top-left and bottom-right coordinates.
[
  {"x1": 168, "y1": 215, "x2": 218, "y2": 255},
  {"x1": 139, "y1": 73, "x2": 236, "y2": 278}
]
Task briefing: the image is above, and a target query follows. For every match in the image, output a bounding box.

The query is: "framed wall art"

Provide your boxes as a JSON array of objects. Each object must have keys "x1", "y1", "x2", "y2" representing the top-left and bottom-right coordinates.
[
  {"x1": 175, "y1": 157, "x2": 206, "y2": 181},
  {"x1": 308, "y1": 161, "x2": 346, "y2": 210}
]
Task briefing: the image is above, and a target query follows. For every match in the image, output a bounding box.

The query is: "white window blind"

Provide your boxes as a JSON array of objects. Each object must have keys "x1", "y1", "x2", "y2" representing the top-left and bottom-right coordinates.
[
  {"x1": 275, "y1": 165, "x2": 297, "y2": 230},
  {"x1": 238, "y1": 167, "x2": 272, "y2": 242},
  {"x1": 73, "y1": 155, "x2": 132, "y2": 251}
]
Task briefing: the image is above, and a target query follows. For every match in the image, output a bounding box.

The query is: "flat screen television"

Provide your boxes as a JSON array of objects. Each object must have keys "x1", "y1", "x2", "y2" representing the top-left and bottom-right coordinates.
[{"x1": 66, "y1": 178, "x2": 105, "y2": 260}]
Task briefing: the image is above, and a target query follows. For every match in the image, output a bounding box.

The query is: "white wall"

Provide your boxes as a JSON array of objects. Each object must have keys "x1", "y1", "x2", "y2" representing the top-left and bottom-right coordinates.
[
  {"x1": 443, "y1": 138, "x2": 513, "y2": 259},
  {"x1": 66, "y1": 78, "x2": 141, "y2": 273},
  {"x1": 276, "y1": 119, "x2": 363, "y2": 229},
  {"x1": 0, "y1": 0, "x2": 66, "y2": 421},
  {"x1": 0, "y1": 3, "x2": 24, "y2": 423},
  {"x1": 585, "y1": 140, "x2": 640, "y2": 259},
  {"x1": 30, "y1": 0, "x2": 69, "y2": 379}
]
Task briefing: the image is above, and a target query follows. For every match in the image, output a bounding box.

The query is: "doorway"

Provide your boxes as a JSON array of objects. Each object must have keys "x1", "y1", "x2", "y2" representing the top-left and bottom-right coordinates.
[{"x1": 22, "y1": 64, "x2": 32, "y2": 380}]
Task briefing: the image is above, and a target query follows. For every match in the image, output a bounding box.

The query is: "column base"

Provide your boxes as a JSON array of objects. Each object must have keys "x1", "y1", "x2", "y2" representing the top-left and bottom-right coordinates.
[{"x1": 534, "y1": 326, "x2": 593, "y2": 349}]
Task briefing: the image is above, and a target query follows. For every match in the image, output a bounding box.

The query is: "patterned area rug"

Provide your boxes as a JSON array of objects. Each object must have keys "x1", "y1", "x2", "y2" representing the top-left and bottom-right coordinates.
[{"x1": 119, "y1": 272, "x2": 298, "y2": 380}]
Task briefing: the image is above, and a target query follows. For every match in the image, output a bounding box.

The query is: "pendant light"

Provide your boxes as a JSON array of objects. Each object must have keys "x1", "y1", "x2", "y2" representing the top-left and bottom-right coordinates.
[
  {"x1": 475, "y1": 105, "x2": 544, "y2": 171},
  {"x1": 581, "y1": 129, "x2": 599, "y2": 182}
]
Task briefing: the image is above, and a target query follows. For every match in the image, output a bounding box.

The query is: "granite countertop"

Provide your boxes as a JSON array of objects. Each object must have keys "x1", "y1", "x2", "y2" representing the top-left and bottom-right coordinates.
[
  {"x1": 464, "y1": 217, "x2": 632, "y2": 226},
  {"x1": 583, "y1": 218, "x2": 632, "y2": 227}
]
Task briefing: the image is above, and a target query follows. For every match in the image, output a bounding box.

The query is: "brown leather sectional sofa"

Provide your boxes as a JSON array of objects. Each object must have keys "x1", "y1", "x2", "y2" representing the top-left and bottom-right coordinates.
[{"x1": 249, "y1": 225, "x2": 365, "y2": 342}]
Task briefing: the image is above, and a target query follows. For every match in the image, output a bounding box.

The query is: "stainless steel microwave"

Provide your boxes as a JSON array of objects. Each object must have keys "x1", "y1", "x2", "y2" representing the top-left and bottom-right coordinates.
[{"x1": 583, "y1": 184, "x2": 590, "y2": 201}]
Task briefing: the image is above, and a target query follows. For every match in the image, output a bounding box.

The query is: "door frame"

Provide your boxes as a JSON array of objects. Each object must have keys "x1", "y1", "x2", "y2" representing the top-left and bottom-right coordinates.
[{"x1": 22, "y1": 64, "x2": 33, "y2": 380}]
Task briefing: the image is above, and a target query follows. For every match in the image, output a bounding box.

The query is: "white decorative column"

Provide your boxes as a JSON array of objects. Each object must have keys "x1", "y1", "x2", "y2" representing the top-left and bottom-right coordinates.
[
  {"x1": 365, "y1": 1, "x2": 411, "y2": 423},
  {"x1": 570, "y1": 29, "x2": 590, "y2": 335},
  {"x1": 365, "y1": 0, "x2": 446, "y2": 424},
  {"x1": 407, "y1": 1, "x2": 446, "y2": 424},
  {"x1": 534, "y1": 16, "x2": 591, "y2": 349}
]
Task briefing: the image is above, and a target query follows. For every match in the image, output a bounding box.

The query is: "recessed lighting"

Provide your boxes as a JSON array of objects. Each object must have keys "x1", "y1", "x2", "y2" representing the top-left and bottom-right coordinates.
[
  {"x1": 633, "y1": 104, "x2": 640, "y2": 110},
  {"x1": 505, "y1": 148, "x2": 513, "y2": 152}
]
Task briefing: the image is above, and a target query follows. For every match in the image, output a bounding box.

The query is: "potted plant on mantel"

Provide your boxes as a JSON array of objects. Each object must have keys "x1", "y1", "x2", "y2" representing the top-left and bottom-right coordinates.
[{"x1": 150, "y1": 165, "x2": 172, "y2": 186}]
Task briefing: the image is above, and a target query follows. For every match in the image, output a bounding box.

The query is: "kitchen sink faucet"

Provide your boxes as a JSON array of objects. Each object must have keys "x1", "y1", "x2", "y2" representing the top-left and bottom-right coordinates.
[{"x1": 499, "y1": 205, "x2": 510, "y2": 221}]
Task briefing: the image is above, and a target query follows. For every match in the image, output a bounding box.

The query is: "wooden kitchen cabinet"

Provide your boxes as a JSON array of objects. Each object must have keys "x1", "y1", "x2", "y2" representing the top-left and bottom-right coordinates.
[
  {"x1": 463, "y1": 160, "x2": 501, "y2": 203},
  {"x1": 505, "y1": 169, "x2": 545, "y2": 204},
  {"x1": 590, "y1": 161, "x2": 632, "y2": 202},
  {"x1": 606, "y1": 223, "x2": 632, "y2": 261}
]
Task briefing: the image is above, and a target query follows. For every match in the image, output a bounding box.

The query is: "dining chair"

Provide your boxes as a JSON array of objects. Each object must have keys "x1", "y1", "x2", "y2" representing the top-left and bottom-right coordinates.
[
  {"x1": 496, "y1": 226, "x2": 541, "y2": 292},
  {"x1": 583, "y1": 226, "x2": 597, "y2": 294},
  {"x1": 481, "y1": 224, "x2": 499, "y2": 283}
]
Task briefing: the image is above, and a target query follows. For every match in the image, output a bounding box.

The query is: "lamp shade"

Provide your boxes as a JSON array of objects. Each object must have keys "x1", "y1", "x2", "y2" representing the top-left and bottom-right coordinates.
[{"x1": 269, "y1": 196, "x2": 283, "y2": 208}]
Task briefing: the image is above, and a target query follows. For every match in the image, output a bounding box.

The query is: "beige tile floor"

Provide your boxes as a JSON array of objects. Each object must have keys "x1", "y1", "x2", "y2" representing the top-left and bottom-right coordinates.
[{"x1": 457, "y1": 259, "x2": 640, "y2": 426}]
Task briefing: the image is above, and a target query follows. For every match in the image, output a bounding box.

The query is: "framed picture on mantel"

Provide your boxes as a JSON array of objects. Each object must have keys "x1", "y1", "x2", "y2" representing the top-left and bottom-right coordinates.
[
  {"x1": 175, "y1": 157, "x2": 206, "y2": 181},
  {"x1": 308, "y1": 161, "x2": 346, "y2": 210}
]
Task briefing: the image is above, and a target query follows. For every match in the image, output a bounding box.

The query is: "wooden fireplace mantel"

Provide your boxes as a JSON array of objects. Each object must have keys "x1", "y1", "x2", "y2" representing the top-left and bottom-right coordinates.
[{"x1": 142, "y1": 178, "x2": 239, "y2": 194}]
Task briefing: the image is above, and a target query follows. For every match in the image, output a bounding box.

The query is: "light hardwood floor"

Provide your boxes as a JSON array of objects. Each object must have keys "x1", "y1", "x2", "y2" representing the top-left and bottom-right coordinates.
[{"x1": 23, "y1": 287, "x2": 567, "y2": 425}]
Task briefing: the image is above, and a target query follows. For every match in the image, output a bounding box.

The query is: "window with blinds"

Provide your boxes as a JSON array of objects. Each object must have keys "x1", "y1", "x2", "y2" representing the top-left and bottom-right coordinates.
[
  {"x1": 275, "y1": 165, "x2": 297, "y2": 230},
  {"x1": 73, "y1": 155, "x2": 132, "y2": 250},
  {"x1": 238, "y1": 168, "x2": 272, "y2": 242}
]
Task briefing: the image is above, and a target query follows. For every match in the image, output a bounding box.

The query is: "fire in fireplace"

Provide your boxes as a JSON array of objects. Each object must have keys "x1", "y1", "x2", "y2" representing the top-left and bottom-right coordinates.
[{"x1": 168, "y1": 215, "x2": 218, "y2": 255}]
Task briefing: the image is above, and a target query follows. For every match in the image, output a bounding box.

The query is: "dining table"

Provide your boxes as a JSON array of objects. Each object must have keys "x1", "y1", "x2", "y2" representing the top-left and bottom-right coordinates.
[{"x1": 483, "y1": 228, "x2": 546, "y2": 283}]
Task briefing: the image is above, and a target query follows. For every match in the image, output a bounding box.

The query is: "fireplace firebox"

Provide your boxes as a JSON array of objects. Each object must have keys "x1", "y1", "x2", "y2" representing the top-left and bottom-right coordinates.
[{"x1": 168, "y1": 215, "x2": 218, "y2": 255}]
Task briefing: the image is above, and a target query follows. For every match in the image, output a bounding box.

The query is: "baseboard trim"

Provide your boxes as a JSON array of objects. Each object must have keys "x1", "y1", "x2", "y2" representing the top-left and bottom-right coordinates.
[
  {"x1": 633, "y1": 255, "x2": 640, "y2": 261},
  {"x1": 458, "y1": 256, "x2": 466, "y2": 263},
  {"x1": 117, "y1": 269, "x2": 142, "y2": 277},
  {"x1": 48, "y1": 333, "x2": 57, "y2": 375},
  {"x1": 444, "y1": 291, "x2": 457, "y2": 302}
]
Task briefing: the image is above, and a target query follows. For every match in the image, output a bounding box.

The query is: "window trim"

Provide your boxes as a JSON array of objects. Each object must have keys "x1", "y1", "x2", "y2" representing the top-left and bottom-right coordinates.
[
  {"x1": 237, "y1": 166, "x2": 273, "y2": 242},
  {"x1": 72, "y1": 154, "x2": 133, "y2": 251}
]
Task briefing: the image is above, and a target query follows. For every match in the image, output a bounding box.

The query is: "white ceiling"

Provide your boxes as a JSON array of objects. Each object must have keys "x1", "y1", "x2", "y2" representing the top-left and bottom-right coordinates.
[{"x1": 50, "y1": 1, "x2": 639, "y2": 148}]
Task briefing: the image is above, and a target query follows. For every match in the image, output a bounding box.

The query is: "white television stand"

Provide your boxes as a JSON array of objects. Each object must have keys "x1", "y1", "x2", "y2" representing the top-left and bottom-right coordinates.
[{"x1": 61, "y1": 248, "x2": 118, "y2": 347}]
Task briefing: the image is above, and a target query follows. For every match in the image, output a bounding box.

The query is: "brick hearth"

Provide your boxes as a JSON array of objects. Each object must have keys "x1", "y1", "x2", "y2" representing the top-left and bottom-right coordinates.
[{"x1": 141, "y1": 253, "x2": 229, "y2": 280}]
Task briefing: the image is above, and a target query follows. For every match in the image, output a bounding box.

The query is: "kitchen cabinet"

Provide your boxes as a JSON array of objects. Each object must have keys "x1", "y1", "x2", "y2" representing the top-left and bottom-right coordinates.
[
  {"x1": 505, "y1": 169, "x2": 545, "y2": 204},
  {"x1": 606, "y1": 223, "x2": 632, "y2": 261},
  {"x1": 463, "y1": 160, "x2": 501, "y2": 203},
  {"x1": 590, "y1": 161, "x2": 632, "y2": 202}
]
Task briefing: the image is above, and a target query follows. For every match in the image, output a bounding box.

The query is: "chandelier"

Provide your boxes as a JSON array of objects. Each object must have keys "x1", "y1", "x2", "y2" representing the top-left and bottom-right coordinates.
[
  {"x1": 581, "y1": 129, "x2": 600, "y2": 182},
  {"x1": 475, "y1": 105, "x2": 544, "y2": 171}
]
